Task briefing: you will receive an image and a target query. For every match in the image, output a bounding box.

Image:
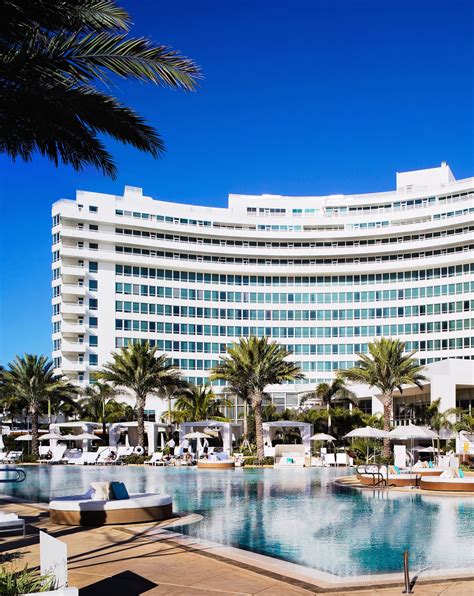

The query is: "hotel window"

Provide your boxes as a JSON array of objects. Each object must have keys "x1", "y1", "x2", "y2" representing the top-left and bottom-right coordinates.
[
  {"x1": 89, "y1": 261, "x2": 98, "y2": 273},
  {"x1": 89, "y1": 280, "x2": 98, "y2": 291},
  {"x1": 89, "y1": 224, "x2": 98, "y2": 231},
  {"x1": 89, "y1": 336, "x2": 98, "y2": 347},
  {"x1": 89, "y1": 316, "x2": 98, "y2": 327},
  {"x1": 89, "y1": 242, "x2": 98, "y2": 250},
  {"x1": 89, "y1": 298, "x2": 98, "y2": 310},
  {"x1": 89, "y1": 354, "x2": 98, "y2": 365},
  {"x1": 89, "y1": 205, "x2": 98, "y2": 212}
]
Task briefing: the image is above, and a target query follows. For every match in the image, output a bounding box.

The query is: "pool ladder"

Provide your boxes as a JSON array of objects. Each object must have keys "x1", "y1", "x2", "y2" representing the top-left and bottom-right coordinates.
[{"x1": 0, "y1": 467, "x2": 26, "y2": 483}]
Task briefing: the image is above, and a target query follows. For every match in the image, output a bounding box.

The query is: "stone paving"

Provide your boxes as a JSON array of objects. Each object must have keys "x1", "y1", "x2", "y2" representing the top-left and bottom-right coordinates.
[{"x1": 0, "y1": 501, "x2": 472, "y2": 595}]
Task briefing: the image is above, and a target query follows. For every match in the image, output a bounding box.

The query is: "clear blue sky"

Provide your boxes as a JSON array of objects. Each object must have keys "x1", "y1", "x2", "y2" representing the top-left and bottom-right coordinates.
[{"x1": 0, "y1": 0, "x2": 473, "y2": 363}]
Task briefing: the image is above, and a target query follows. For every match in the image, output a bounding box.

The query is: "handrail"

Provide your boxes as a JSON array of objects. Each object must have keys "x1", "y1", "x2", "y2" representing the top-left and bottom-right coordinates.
[
  {"x1": 356, "y1": 464, "x2": 387, "y2": 487},
  {"x1": 0, "y1": 467, "x2": 26, "y2": 483}
]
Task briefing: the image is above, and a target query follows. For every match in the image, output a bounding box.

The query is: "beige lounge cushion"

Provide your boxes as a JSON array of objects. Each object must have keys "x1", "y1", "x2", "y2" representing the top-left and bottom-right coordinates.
[{"x1": 90, "y1": 482, "x2": 113, "y2": 500}]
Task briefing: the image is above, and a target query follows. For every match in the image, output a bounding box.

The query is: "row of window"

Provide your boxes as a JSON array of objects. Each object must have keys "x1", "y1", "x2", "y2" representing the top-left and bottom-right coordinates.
[
  {"x1": 113, "y1": 225, "x2": 473, "y2": 250},
  {"x1": 114, "y1": 263, "x2": 473, "y2": 285},
  {"x1": 113, "y1": 201, "x2": 473, "y2": 231},
  {"x1": 114, "y1": 281, "x2": 473, "y2": 304},
  {"x1": 114, "y1": 319, "x2": 474, "y2": 339},
  {"x1": 114, "y1": 300, "x2": 473, "y2": 321},
  {"x1": 115, "y1": 243, "x2": 474, "y2": 265}
]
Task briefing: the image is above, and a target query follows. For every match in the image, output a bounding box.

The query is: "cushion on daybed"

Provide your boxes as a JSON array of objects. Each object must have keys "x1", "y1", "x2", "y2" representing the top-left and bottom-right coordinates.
[
  {"x1": 111, "y1": 482, "x2": 129, "y2": 500},
  {"x1": 90, "y1": 482, "x2": 113, "y2": 500}
]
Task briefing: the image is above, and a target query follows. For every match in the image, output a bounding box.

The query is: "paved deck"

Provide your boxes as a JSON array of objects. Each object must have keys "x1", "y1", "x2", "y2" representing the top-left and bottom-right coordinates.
[{"x1": 0, "y1": 501, "x2": 473, "y2": 595}]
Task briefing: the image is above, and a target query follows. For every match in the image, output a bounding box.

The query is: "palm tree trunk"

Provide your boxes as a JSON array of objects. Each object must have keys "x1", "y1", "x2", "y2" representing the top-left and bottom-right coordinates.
[
  {"x1": 31, "y1": 406, "x2": 39, "y2": 458},
  {"x1": 383, "y1": 395, "x2": 392, "y2": 459},
  {"x1": 102, "y1": 420, "x2": 107, "y2": 446},
  {"x1": 137, "y1": 395, "x2": 146, "y2": 449},
  {"x1": 243, "y1": 401, "x2": 248, "y2": 437},
  {"x1": 253, "y1": 394, "x2": 264, "y2": 461},
  {"x1": 327, "y1": 403, "x2": 332, "y2": 433}
]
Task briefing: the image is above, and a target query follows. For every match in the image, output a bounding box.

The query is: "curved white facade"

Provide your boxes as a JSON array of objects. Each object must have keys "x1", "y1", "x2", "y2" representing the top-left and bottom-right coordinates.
[{"x1": 52, "y1": 163, "x2": 474, "y2": 417}]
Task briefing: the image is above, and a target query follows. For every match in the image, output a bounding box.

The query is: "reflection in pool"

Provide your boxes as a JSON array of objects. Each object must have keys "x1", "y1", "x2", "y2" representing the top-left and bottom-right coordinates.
[{"x1": 1, "y1": 465, "x2": 473, "y2": 577}]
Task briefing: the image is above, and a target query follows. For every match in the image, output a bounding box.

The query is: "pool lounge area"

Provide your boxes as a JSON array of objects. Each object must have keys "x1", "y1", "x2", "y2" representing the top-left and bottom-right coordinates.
[{"x1": 1, "y1": 465, "x2": 473, "y2": 580}]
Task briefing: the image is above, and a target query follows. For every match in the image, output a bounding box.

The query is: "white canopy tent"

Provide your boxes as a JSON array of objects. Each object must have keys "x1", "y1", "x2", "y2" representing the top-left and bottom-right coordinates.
[
  {"x1": 109, "y1": 421, "x2": 169, "y2": 453},
  {"x1": 262, "y1": 421, "x2": 313, "y2": 458},
  {"x1": 178, "y1": 421, "x2": 242, "y2": 455},
  {"x1": 50, "y1": 422, "x2": 101, "y2": 452}
]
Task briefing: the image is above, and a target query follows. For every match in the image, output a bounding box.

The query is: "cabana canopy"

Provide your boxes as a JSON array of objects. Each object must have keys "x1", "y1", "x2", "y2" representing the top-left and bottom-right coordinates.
[
  {"x1": 50, "y1": 421, "x2": 101, "y2": 451},
  {"x1": 262, "y1": 421, "x2": 313, "y2": 457},
  {"x1": 109, "y1": 421, "x2": 169, "y2": 453},
  {"x1": 178, "y1": 421, "x2": 242, "y2": 454}
]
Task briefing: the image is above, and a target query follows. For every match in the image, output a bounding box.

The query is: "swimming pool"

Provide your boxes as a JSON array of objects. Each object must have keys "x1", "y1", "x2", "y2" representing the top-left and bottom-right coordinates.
[{"x1": 1, "y1": 465, "x2": 473, "y2": 577}]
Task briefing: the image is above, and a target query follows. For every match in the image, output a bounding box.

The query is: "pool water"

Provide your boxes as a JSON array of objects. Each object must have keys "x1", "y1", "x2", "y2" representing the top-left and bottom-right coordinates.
[{"x1": 1, "y1": 465, "x2": 473, "y2": 577}]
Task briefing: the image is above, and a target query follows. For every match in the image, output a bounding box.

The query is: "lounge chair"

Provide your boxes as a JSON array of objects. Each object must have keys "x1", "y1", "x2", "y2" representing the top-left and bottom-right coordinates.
[
  {"x1": 39, "y1": 445, "x2": 67, "y2": 464},
  {"x1": 323, "y1": 453, "x2": 336, "y2": 466},
  {"x1": 145, "y1": 452, "x2": 166, "y2": 466},
  {"x1": 336, "y1": 452, "x2": 349, "y2": 467},
  {"x1": 0, "y1": 452, "x2": 9, "y2": 463},
  {"x1": 95, "y1": 446, "x2": 118, "y2": 465},
  {"x1": 0, "y1": 511, "x2": 25, "y2": 536},
  {"x1": 5, "y1": 450, "x2": 23, "y2": 463},
  {"x1": 71, "y1": 451, "x2": 98, "y2": 465},
  {"x1": 116, "y1": 446, "x2": 134, "y2": 464}
]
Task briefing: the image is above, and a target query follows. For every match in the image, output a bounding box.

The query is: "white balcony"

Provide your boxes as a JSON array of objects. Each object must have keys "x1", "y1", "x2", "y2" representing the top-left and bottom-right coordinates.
[
  {"x1": 61, "y1": 341, "x2": 87, "y2": 353},
  {"x1": 60, "y1": 361, "x2": 86, "y2": 372},
  {"x1": 61, "y1": 302, "x2": 86, "y2": 315},
  {"x1": 61, "y1": 322, "x2": 86, "y2": 334},
  {"x1": 62, "y1": 284, "x2": 86, "y2": 297},
  {"x1": 61, "y1": 265, "x2": 86, "y2": 277}
]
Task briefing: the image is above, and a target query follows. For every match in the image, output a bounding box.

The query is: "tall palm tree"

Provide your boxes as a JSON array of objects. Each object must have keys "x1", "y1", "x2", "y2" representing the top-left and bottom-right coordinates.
[
  {"x1": 3, "y1": 354, "x2": 78, "y2": 456},
  {"x1": 0, "y1": 0, "x2": 201, "y2": 178},
  {"x1": 210, "y1": 336, "x2": 303, "y2": 461},
  {"x1": 301, "y1": 379, "x2": 356, "y2": 433},
  {"x1": 170, "y1": 385, "x2": 231, "y2": 423},
  {"x1": 338, "y1": 338, "x2": 427, "y2": 458},
  {"x1": 158, "y1": 380, "x2": 190, "y2": 425},
  {"x1": 80, "y1": 381, "x2": 127, "y2": 443},
  {"x1": 96, "y1": 342, "x2": 181, "y2": 447}
]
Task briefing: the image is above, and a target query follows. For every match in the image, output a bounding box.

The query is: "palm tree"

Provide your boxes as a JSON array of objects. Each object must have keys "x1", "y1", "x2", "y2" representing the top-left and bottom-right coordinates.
[
  {"x1": 0, "y1": 0, "x2": 201, "y2": 178},
  {"x1": 210, "y1": 336, "x2": 303, "y2": 461},
  {"x1": 3, "y1": 354, "x2": 78, "y2": 456},
  {"x1": 96, "y1": 342, "x2": 181, "y2": 447},
  {"x1": 170, "y1": 385, "x2": 232, "y2": 423},
  {"x1": 158, "y1": 380, "x2": 190, "y2": 425},
  {"x1": 301, "y1": 379, "x2": 356, "y2": 433},
  {"x1": 338, "y1": 338, "x2": 427, "y2": 458},
  {"x1": 80, "y1": 381, "x2": 128, "y2": 443}
]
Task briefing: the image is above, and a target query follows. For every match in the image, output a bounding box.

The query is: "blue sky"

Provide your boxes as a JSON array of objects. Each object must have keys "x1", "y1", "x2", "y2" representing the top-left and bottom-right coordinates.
[{"x1": 0, "y1": 0, "x2": 473, "y2": 363}]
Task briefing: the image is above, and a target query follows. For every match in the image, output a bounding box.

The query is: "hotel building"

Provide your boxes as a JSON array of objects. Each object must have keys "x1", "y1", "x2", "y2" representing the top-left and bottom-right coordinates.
[{"x1": 51, "y1": 163, "x2": 474, "y2": 421}]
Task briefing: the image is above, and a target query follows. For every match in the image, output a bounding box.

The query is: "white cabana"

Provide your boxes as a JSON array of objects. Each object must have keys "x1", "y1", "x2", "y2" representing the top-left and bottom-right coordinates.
[
  {"x1": 178, "y1": 421, "x2": 243, "y2": 455},
  {"x1": 50, "y1": 421, "x2": 101, "y2": 452},
  {"x1": 262, "y1": 421, "x2": 313, "y2": 458},
  {"x1": 108, "y1": 421, "x2": 169, "y2": 453}
]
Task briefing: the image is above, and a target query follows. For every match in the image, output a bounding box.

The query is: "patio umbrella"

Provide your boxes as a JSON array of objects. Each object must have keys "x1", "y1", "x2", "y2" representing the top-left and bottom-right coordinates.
[
  {"x1": 310, "y1": 433, "x2": 336, "y2": 442},
  {"x1": 389, "y1": 424, "x2": 439, "y2": 474},
  {"x1": 73, "y1": 433, "x2": 102, "y2": 441},
  {"x1": 183, "y1": 432, "x2": 212, "y2": 439},
  {"x1": 344, "y1": 426, "x2": 390, "y2": 464},
  {"x1": 39, "y1": 433, "x2": 63, "y2": 441},
  {"x1": 15, "y1": 434, "x2": 32, "y2": 441}
]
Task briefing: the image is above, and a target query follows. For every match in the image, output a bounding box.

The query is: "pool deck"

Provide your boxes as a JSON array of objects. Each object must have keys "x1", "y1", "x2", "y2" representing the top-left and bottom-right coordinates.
[{"x1": 0, "y1": 499, "x2": 473, "y2": 595}]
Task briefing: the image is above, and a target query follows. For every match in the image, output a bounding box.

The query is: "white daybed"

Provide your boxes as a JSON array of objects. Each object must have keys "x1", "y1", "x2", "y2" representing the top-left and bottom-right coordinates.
[{"x1": 49, "y1": 492, "x2": 173, "y2": 526}]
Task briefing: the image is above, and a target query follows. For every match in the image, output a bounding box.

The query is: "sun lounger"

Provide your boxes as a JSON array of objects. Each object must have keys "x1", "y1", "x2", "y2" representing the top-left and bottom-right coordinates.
[
  {"x1": 5, "y1": 451, "x2": 23, "y2": 463},
  {"x1": 323, "y1": 453, "x2": 336, "y2": 466},
  {"x1": 0, "y1": 511, "x2": 25, "y2": 536},
  {"x1": 0, "y1": 452, "x2": 9, "y2": 463},
  {"x1": 39, "y1": 445, "x2": 67, "y2": 464},
  {"x1": 95, "y1": 446, "x2": 118, "y2": 465},
  {"x1": 145, "y1": 452, "x2": 166, "y2": 466},
  {"x1": 336, "y1": 452, "x2": 349, "y2": 467},
  {"x1": 70, "y1": 451, "x2": 98, "y2": 465}
]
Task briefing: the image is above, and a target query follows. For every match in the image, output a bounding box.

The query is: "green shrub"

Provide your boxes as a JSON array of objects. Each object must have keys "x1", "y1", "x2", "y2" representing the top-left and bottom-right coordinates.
[
  {"x1": 20, "y1": 454, "x2": 39, "y2": 463},
  {"x1": 0, "y1": 565, "x2": 55, "y2": 595},
  {"x1": 242, "y1": 456, "x2": 274, "y2": 466},
  {"x1": 122, "y1": 454, "x2": 147, "y2": 465}
]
